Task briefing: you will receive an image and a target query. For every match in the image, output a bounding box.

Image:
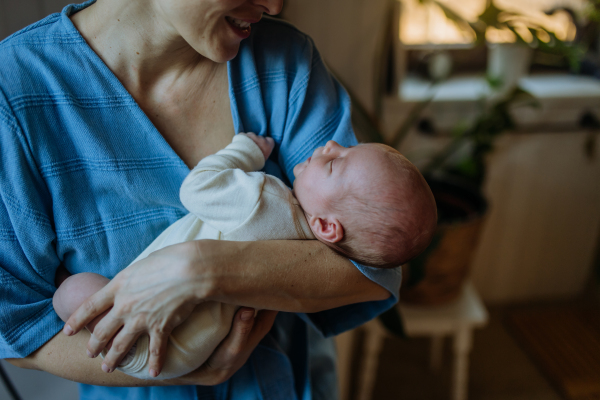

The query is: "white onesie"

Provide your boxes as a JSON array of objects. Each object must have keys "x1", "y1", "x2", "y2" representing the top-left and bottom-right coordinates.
[{"x1": 111, "y1": 134, "x2": 314, "y2": 379}]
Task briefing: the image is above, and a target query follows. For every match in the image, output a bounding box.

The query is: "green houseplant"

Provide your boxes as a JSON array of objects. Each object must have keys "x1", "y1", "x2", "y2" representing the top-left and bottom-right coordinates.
[
  {"x1": 423, "y1": 0, "x2": 583, "y2": 72},
  {"x1": 344, "y1": 0, "x2": 584, "y2": 333},
  {"x1": 398, "y1": 83, "x2": 539, "y2": 306},
  {"x1": 362, "y1": 80, "x2": 540, "y2": 334},
  {"x1": 311, "y1": 0, "x2": 583, "y2": 334}
]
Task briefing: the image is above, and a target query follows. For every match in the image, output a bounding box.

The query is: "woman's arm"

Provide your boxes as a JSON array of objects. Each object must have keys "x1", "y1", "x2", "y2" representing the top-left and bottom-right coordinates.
[
  {"x1": 195, "y1": 239, "x2": 390, "y2": 312},
  {"x1": 65, "y1": 239, "x2": 390, "y2": 377},
  {"x1": 7, "y1": 307, "x2": 277, "y2": 386}
]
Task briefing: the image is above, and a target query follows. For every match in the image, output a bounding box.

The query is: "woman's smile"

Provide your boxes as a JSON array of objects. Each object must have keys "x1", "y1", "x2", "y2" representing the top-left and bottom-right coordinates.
[{"x1": 225, "y1": 16, "x2": 257, "y2": 38}]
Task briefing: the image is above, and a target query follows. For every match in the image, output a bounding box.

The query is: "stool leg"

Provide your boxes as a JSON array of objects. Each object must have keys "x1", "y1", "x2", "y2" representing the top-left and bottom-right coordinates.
[
  {"x1": 452, "y1": 326, "x2": 473, "y2": 400},
  {"x1": 335, "y1": 329, "x2": 358, "y2": 400},
  {"x1": 430, "y1": 334, "x2": 444, "y2": 372},
  {"x1": 357, "y1": 322, "x2": 385, "y2": 400}
]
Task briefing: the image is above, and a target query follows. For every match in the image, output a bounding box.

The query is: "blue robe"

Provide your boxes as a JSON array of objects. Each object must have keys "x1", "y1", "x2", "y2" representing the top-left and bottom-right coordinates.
[{"x1": 0, "y1": 2, "x2": 402, "y2": 399}]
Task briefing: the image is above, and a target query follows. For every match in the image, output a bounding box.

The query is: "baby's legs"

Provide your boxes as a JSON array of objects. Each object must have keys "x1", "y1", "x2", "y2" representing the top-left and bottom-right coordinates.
[{"x1": 53, "y1": 272, "x2": 110, "y2": 333}]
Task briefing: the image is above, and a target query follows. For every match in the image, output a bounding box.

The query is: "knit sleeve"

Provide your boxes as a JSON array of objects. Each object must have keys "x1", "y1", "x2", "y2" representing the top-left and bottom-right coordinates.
[{"x1": 179, "y1": 134, "x2": 269, "y2": 234}]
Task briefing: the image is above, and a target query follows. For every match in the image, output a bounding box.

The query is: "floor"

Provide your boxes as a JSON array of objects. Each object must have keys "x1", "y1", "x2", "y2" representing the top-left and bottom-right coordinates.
[
  {"x1": 0, "y1": 360, "x2": 78, "y2": 400},
  {"x1": 366, "y1": 306, "x2": 562, "y2": 400}
]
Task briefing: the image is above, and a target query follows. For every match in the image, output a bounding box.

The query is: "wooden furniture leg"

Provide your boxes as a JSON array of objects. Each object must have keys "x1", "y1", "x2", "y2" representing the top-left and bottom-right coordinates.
[
  {"x1": 452, "y1": 326, "x2": 473, "y2": 400},
  {"x1": 430, "y1": 334, "x2": 444, "y2": 372},
  {"x1": 357, "y1": 323, "x2": 386, "y2": 400}
]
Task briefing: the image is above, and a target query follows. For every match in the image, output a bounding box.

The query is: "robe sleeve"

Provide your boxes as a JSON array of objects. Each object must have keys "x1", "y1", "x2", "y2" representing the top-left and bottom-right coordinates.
[{"x1": 0, "y1": 90, "x2": 63, "y2": 358}]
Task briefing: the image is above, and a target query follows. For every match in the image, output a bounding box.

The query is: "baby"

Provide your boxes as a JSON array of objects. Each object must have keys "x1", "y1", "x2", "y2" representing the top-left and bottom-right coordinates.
[{"x1": 53, "y1": 133, "x2": 437, "y2": 379}]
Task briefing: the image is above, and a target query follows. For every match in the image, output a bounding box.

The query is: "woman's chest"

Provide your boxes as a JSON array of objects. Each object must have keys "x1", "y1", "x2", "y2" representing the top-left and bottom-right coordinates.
[
  {"x1": 21, "y1": 98, "x2": 194, "y2": 277},
  {"x1": 135, "y1": 69, "x2": 235, "y2": 169},
  {"x1": 57, "y1": 87, "x2": 233, "y2": 275}
]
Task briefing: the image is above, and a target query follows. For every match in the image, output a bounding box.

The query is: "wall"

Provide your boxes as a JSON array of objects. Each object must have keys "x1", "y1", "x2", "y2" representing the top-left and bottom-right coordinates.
[
  {"x1": 471, "y1": 131, "x2": 600, "y2": 302},
  {"x1": 282, "y1": 0, "x2": 392, "y2": 116},
  {"x1": 0, "y1": 0, "x2": 71, "y2": 40}
]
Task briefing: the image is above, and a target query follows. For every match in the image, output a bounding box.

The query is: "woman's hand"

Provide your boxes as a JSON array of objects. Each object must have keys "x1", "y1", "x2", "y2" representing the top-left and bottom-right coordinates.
[
  {"x1": 176, "y1": 307, "x2": 278, "y2": 386},
  {"x1": 64, "y1": 242, "x2": 208, "y2": 377}
]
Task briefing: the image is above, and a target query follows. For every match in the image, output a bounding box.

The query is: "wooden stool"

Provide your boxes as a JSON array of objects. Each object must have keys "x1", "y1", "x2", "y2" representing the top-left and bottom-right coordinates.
[{"x1": 355, "y1": 282, "x2": 488, "y2": 400}]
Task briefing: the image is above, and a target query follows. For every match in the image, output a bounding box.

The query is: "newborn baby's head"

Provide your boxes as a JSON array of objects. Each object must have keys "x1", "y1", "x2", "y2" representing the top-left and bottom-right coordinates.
[{"x1": 293, "y1": 141, "x2": 437, "y2": 268}]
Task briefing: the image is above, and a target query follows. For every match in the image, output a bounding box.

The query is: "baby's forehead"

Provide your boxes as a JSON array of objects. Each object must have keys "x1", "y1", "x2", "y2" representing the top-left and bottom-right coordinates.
[
  {"x1": 349, "y1": 143, "x2": 392, "y2": 164},
  {"x1": 353, "y1": 142, "x2": 389, "y2": 152},
  {"x1": 347, "y1": 144, "x2": 409, "y2": 183},
  {"x1": 343, "y1": 145, "x2": 391, "y2": 180}
]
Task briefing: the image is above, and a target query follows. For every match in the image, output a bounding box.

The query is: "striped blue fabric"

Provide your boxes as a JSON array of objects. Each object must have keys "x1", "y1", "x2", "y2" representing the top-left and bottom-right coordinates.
[{"x1": 0, "y1": 1, "x2": 401, "y2": 399}]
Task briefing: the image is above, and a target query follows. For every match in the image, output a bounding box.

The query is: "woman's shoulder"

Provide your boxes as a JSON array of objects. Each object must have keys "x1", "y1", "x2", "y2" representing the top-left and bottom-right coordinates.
[
  {"x1": 0, "y1": 11, "x2": 89, "y2": 99},
  {"x1": 0, "y1": 10, "x2": 117, "y2": 113},
  {"x1": 0, "y1": 11, "x2": 81, "y2": 55}
]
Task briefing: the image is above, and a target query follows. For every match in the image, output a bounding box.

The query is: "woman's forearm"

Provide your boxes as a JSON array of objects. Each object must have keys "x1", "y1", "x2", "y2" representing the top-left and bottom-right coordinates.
[
  {"x1": 61, "y1": 239, "x2": 390, "y2": 376},
  {"x1": 193, "y1": 239, "x2": 391, "y2": 313},
  {"x1": 9, "y1": 307, "x2": 276, "y2": 387},
  {"x1": 6, "y1": 331, "x2": 175, "y2": 386}
]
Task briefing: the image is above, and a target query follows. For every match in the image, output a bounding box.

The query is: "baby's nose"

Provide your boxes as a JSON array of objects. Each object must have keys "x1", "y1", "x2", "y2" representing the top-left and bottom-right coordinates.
[{"x1": 324, "y1": 140, "x2": 342, "y2": 153}]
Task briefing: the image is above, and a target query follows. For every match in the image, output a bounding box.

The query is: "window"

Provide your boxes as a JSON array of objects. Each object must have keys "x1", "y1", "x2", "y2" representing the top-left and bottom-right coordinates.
[{"x1": 399, "y1": 0, "x2": 582, "y2": 45}]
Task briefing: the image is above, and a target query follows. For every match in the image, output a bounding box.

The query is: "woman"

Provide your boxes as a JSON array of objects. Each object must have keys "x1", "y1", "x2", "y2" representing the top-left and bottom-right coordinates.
[{"x1": 0, "y1": 0, "x2": 402, "y2": 398}]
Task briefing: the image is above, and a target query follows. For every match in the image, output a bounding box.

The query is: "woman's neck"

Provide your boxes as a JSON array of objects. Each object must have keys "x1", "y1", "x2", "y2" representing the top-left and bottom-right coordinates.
[{"x1": 71, "y1": 0, "x2": 218, "y2": 94}]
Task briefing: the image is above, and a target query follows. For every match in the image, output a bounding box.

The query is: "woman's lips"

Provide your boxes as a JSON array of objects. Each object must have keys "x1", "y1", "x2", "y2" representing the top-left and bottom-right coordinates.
[{"x1": 226, "y1": 16, "x2": 254, "y2": 38}]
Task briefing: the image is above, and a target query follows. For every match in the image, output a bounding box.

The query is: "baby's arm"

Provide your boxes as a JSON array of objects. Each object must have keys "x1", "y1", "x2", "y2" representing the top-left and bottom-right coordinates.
[
  {"x1": 179, "y1": 133, "x2": 274, "y2": 234},
  {"x1": 242, "y1": 132, "x2": 274, "y2": 160}
]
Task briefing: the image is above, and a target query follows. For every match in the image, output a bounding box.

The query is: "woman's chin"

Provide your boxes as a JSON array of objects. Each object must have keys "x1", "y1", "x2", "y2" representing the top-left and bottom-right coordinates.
[{"x1": 201, "y1": 43, "x2": 241, "y2": 63}]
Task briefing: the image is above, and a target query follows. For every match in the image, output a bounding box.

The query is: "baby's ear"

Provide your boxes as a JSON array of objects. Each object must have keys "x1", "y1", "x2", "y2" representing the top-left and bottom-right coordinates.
[{"x1": 309, "y1": 216, "x2": 344, "y2": 243}]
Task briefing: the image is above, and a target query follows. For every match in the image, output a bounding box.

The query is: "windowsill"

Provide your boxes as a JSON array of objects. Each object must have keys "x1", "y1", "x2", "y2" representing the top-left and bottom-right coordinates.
[
  {"x1": 384, "y1": 73, "x2": 600, "y2": 133},
  {"x1": 399, "y1": 73, "x2": 600, "y2": 102}
]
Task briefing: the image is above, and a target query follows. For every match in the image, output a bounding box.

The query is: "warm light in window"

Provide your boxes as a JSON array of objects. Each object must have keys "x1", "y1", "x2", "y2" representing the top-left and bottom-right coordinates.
[
  {"x1": 400, "y1": 0, "x2": 482, "y2": 44},
  {"x1": 399, "y1": 0, "x2": 583, "y2": 45},
  {"x1": 485, "y1": 27, "x2": 517, "y2": 43}
]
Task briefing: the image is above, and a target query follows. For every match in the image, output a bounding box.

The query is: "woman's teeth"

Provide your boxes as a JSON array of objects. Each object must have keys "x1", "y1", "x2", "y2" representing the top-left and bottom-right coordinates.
[{"x1": 227, "y1": 17, "x2": 251, "y2": 30}]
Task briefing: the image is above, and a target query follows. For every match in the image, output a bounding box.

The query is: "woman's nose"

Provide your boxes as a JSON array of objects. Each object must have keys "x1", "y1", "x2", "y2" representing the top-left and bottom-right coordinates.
[{"x1": 252, "y1": 0, "x2": 283, "y2": 15}]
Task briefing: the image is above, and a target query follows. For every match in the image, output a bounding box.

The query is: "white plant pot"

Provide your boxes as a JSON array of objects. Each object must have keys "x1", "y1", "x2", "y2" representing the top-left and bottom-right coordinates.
[{"x1": 487, "y1": 43, "x2": 533, "y2": 94}]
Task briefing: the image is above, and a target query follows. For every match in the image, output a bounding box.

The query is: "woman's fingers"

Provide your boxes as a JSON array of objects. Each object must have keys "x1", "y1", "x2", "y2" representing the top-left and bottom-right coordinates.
[
  {"x1": 85, "y1": 309, "x2": 125, "y2": 358},
  {"x1": 221, "y1": 308, "x2": 277, "y2": 360},
  {"x1": 148, "y1": 330, "x2": 170, "y2": 377},
  {"x1": 224, "y1": 309, "x2": 277, "y2": 357},
  {"x1": 249, "y1": 310, "x2": 278, "y2": 342},
  {"x1": 101, "y1": 329, "x2": 141, "y2": 373},
  {"x1": 64, "y1": 286, "x2": 114, "y2": 336},
  {"x1": 218, "y1": 308, "x2": 256, "y2": 359},
  {"x1": 181, "y1": 307, "x2": 255, "y2": 385},
  {"x1": 184, "y1": 307, "x2": 278, "y2": 386}
]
